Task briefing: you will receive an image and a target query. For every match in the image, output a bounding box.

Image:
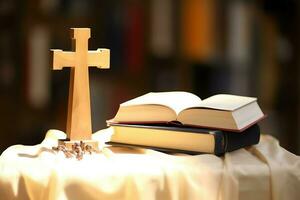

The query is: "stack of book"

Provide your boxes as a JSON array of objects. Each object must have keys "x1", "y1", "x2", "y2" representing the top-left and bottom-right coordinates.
[{"x1": 106, "y1": 92, "x2": 265, "y2": 155}]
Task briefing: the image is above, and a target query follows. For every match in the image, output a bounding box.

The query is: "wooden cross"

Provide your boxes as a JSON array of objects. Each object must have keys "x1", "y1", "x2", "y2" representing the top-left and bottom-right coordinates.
[{"x1": 51, "y1": 28, "x2": 110, "y2": 149}]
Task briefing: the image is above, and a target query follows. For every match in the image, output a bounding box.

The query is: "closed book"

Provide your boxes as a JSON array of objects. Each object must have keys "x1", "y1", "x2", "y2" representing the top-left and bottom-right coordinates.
[
  {"x1": 124, "y1": 1, "x2": 144, "y2": 73},
  {"x1": 106, "y1": 123, "x2": 260, "y2": 155},
  {"x1": 150, "y1": 0, "x2": 174, "y2": 57},
  {"x1": 181, "y1": 0, "x2": 217, "y2": 60}
]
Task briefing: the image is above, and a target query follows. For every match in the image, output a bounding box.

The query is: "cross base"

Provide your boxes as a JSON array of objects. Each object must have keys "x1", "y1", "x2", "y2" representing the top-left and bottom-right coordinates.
[{"x1": 58, "y1": 139, "x2": 99, "y2": 151}]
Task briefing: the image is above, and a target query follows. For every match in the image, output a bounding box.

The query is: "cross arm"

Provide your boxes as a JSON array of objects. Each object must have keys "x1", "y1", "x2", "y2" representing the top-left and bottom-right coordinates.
[
  {"x1": 51, "y1": 50, "x2": 75, "y2": 70},
  {"x1": 87, "y1": 49, "x2": 110, "y2": 69}
]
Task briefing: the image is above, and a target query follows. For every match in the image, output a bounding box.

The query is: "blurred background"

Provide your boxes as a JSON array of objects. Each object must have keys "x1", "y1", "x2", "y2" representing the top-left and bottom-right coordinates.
[{"x1": 0, "y1": 0, "x2": 299, "y2": 154}]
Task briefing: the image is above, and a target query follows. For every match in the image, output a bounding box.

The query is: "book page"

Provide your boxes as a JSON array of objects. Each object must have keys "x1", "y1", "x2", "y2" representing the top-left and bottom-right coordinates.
[
  {"x1": 121, "y1": 92, "x2": 202, "y2": 114},
  {"x1": 194, "y1": 94, "x2": 256, "y2": 111}
]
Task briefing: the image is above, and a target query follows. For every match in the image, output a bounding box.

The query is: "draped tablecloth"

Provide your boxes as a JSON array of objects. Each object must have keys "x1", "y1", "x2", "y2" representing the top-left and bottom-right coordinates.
[{"x1": 0, "y1": 128, "x2": 299, "y2": 200}]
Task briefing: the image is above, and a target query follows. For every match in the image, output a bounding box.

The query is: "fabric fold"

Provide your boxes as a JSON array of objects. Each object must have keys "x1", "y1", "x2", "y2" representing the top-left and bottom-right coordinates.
[{"x1": 0, "y1": 129, "x2": 299, "y2": 200}]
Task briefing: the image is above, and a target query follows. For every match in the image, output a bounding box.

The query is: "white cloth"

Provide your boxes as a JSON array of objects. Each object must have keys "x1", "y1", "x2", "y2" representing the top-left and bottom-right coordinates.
[{"x1": 0, "y1": 128, "x2": 299, "y2": 200}]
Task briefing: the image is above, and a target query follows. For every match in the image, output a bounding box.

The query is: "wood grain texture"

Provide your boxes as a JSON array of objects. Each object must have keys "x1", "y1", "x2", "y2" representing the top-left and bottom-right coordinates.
[{"x1": 51, "y1": 28, "x2": 110, "y2": 141}]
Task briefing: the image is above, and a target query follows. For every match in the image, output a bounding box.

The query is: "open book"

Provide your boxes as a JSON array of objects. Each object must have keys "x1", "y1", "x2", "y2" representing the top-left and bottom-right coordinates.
[{"x1": 110, "y1": 92, "x2": 265, "y2": 132}]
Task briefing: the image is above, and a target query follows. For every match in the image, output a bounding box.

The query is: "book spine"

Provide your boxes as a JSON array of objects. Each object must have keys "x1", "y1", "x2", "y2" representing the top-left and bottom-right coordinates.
[
  {"x1": 124, "y1": 1, "x2": 145, "y2": 74},
  {"x1": 227, "y1": 0, "x2": 253, "y2": 95},
  {"x1": 102, "y1": 1, "x2": 125, "y2": 70},
  {"x1": 150, "y1": 0, "x2": 174, "y2": 58},
  {"x1": 213, "y1": 131, "x2": 226, "y2": 155},
  {"x1": 27, "y1": 25, "x2": 50, "y2": 108},
  {"x1": 181, "y1": 0, "x2": 217, "y2": 61},
  {"x1": 224, "y1": 124, "x2": 260, "y2": 153}
]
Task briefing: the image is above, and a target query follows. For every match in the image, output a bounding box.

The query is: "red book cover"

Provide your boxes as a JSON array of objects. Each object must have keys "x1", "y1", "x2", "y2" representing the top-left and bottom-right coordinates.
[{"x1": 124, "y1": 1, "x2": 145, "y2": 74}]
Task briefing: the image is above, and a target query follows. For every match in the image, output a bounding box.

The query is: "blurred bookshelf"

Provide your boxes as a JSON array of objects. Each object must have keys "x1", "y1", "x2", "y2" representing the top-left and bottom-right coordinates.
[{"x1": 0, "y1": 0, "x2": 299, "y2": 154}]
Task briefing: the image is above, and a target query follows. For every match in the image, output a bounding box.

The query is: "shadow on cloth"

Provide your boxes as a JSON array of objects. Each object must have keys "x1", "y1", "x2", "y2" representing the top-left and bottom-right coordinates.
[
  {"x1": 17, "y1": 147, "x2": 55, "y2": 158},
  {"x1": 0, "y1": 175, "x2": 30, "y2": 200}
]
